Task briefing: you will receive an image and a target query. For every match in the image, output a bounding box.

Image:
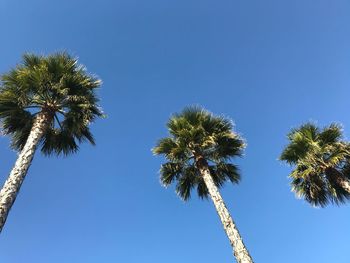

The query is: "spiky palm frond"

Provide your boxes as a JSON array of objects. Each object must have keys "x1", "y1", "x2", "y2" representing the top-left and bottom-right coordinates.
[
  {"x1": 0, "y1": 52, "x2": 103, "y2": 155},
  {"x1": 153, "y1": 106, "x2": 245, "y2": 201},
  {"x1": 291, "y1": 171, "x2": 329, "y2": 207},
  {"x1": 289, "y1": 164, "x2": 350, "y2": 207},
  {"x1": 280, "y1": 122, "x2": 350, "y2": 206}
]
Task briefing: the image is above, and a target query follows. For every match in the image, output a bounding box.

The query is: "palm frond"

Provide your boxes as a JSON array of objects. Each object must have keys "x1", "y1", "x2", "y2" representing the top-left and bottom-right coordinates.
[
  {"x1": 318, "y1": 123, "x2": 343, "y2": 146},
  {"x1": 175, "y1": 166, "x2": 198, "y2": 201},
  {"x1": 160, "y1": 162, "x2": 184, "y2": 187},
  {"x1": 41, "y1": 128, "x2": 79, "y2": 156}
]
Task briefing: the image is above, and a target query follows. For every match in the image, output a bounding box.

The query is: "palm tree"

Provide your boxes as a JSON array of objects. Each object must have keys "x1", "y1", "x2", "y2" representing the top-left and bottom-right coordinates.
[
  {"x1": 280, "y1": 123, "x2": 350, "y2": 207},
  {"x1": 0, "y1": 52, "x2": 103, "y2": 232},
  {"x1": 153, "y1": 106, "x2": 253, "y2": 263}
]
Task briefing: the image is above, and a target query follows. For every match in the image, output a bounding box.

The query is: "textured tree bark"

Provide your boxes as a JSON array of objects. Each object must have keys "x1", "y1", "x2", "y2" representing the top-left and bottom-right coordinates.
[
  {"x1": 0, "y1": 111, "x2": 52, "y2": 233},
  {"x1": 326, "y1": 167, "x2": 350, "y2": 194},
  {"x1": 196, "y1": 156, "x2": 253, "y2": 263}
]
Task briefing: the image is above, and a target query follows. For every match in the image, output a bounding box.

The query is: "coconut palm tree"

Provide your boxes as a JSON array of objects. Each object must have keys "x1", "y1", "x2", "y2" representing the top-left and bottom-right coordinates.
[
  {"x1": 153, "y1": 106, "x2": 253, "y2": 263},
  {"x1": 280, "y1": 123, "x2": 350, "y2": 207},
  {"x1": 0, "y1": 52, "x2": 102, "y2": 232}
]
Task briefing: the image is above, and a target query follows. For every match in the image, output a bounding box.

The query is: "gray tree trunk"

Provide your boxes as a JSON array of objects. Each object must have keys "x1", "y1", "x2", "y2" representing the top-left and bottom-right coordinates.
[
  {"x1": 0, "y1": 111, "x2": 51, "y2": 233},
  {"x1": 196, "y1": 157, "x2": 254, "y2": 263}
]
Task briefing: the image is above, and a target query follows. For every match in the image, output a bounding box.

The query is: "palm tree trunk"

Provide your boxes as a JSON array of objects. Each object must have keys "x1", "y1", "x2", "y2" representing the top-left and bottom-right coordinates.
[
  {"x1": 326, "y1": 167, "x2": 350, "y2": 193},
  {"x1": 0, "y1": 110, "x2": 52, "y2": 233},
  {"x1": 196, "y1": 157, "x2": 253, "y2": 263}
]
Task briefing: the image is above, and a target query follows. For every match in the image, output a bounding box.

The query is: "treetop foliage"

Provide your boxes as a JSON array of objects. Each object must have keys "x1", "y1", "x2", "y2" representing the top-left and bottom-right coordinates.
[
  {"x1": 153, "y1": 106, "x2": 245, "y2": 201},
  {"x1": 0, "y1": 52, "x2": 103, "y2": 156},
  {"x1": 280, "y1": 123, "x2": 350, "y2": 206}
]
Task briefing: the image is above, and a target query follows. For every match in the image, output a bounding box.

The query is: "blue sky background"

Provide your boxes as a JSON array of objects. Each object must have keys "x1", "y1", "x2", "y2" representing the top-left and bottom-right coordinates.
[{"x1": 0, "y1": 0, "x2": 350, "y2": 262}]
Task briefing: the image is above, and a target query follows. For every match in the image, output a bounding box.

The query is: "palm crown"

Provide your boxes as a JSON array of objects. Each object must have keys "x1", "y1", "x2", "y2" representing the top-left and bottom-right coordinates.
[
  {"x1": 0, "y1": 52, "x2": 102, "y2": 155},
  {"x1": 153, "y1": 106, "x2": 245, "y2": 200},
  {"x1": 280, "y1": 123, "x2": 350, "y2": 206}
]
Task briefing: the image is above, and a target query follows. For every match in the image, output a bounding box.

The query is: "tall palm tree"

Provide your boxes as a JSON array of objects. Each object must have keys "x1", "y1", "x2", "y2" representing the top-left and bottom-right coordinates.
[
  {"x1": 280, "y1": 123, "x2": 350, "y2": 207},
  {"x1": 153, "y1": 106, "x2": 253, "y2": 263},
  {"x1": 0, "y1": 52, "x2": 103, "y2": 232}
]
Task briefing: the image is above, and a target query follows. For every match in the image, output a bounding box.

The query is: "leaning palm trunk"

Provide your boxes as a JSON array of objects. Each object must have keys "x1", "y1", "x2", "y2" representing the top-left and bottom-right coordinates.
[
  {"x1": 196, "y1": 157, "x2": 253, "y2": 263},
  {"x1": 0, "y1": 111, "x2": 52, "y2": 232}
]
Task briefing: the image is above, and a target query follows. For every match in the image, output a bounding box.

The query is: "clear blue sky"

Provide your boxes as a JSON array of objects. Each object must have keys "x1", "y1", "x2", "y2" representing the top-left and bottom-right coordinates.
[{"x1": 0, "y1": 0, "x2": 350, "y2": 262}]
